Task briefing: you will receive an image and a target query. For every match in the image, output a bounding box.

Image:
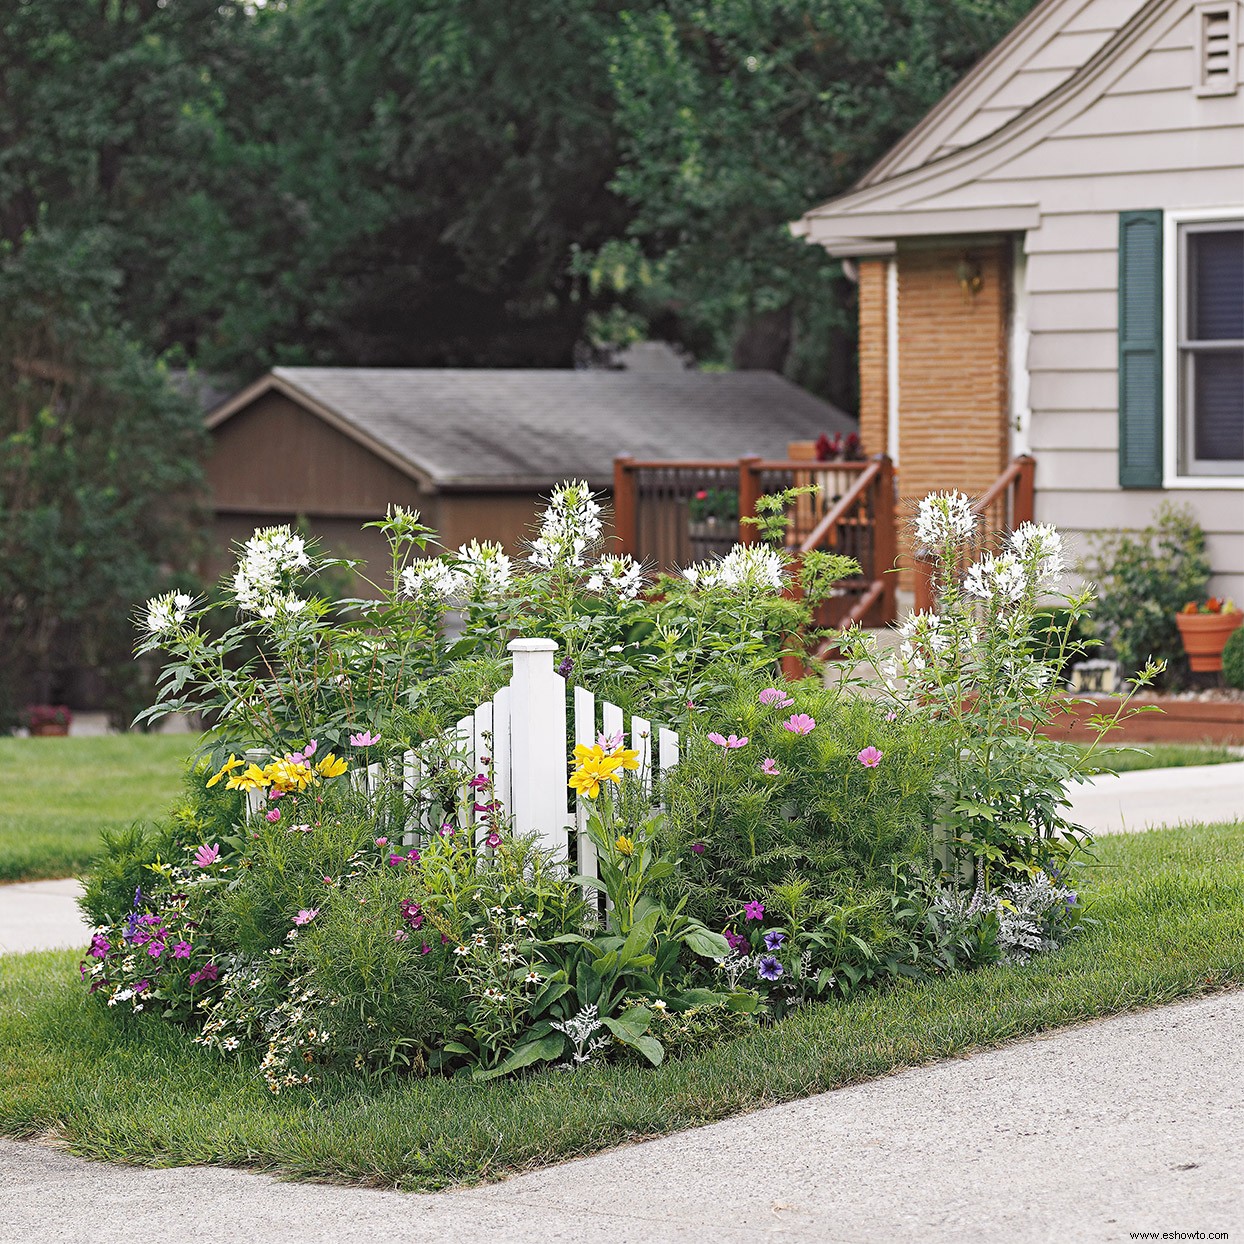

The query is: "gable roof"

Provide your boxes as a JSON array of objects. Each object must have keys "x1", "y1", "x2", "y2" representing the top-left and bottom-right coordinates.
[
  {"x1": 794, "y1": 0, "x2": 1175, "y2": 253},
  {"x1": 206, "y1": 368, "x2": 856, "y2": 491}
]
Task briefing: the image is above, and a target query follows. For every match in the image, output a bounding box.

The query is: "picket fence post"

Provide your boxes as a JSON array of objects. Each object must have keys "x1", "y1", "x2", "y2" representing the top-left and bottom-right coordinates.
[{"x1": 506, "y1": 638, "x2": 573, "y2": 858}]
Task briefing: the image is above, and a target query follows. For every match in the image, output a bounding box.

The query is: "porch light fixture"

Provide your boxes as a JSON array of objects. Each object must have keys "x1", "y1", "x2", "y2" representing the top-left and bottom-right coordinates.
[{"x1": 956, "y1": 253, "x2": 984, "y2": 299}]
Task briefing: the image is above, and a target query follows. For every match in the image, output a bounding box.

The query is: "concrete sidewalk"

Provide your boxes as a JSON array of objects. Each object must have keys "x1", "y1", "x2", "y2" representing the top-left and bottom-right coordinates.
[
  {"x1": 0, "y1": 878, "x2": 91, "y2": 954},
  {"x1": 1065, "y1": 760, "x2": 1243, "y2": 835},
  {"x1": 1, "y1": 989, "x2": 1240, "y2": 1243}
]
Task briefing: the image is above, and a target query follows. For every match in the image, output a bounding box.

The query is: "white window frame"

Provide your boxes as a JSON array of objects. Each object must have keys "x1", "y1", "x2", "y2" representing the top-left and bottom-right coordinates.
[{"x1": 1162, "y1": 206, "x2": 1244, "y2": 489}]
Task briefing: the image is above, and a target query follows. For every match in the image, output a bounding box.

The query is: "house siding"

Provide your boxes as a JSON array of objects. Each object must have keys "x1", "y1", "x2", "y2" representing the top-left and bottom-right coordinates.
[{"x1": 857, "y1": 259, "x2": 890, "y2": 456}]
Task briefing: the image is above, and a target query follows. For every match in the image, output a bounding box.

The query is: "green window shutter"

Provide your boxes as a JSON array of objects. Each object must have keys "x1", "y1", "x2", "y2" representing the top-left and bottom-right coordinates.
[{"x1": 1118, "y1": 210, "x2": 1164, "y2": 488}]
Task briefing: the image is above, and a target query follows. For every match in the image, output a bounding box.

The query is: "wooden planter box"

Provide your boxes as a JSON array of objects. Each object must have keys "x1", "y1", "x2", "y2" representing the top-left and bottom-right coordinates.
[{"x1": 1039, "y1": 696, "x2": 1244, "y2": 744}]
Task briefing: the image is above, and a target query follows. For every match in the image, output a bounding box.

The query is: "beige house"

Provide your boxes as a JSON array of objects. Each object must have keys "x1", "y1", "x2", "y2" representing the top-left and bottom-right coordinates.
[{"x1": 794, "y1": 0, "x2": 1244, "y2": 598}]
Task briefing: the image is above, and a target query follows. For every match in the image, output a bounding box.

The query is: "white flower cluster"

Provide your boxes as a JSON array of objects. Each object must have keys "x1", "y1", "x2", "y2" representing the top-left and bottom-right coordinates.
[
  {"x1": 964, "y1": 552, "x2": 1027, "y2": 608},
  {"x1": 1008, "y1": 521, "x2": 1065, "y2": 589},
  {"x1": 455, "y1": 540, "x2": 512, "y2": 599},
  {"x1": 683, "y1": 543, "x2": 786, "y2": 594},
  {"x1": 232, "y1": 526, "x2": 311, "y2": 615},
  {"x1": 528, "y1": 481, "x2": 604, "y2": 569},
  {"x1": 915, "y1": 491, "x2": 977, "y2": 548},
  {"x1": 883, "y1": 609, "x2": 974, "y2": 685},
  {"x1": 399, "y1": 558, "x2": 461, "y2": 602},
  {"x1": 586, "y1": 553, "x2": 645, "y2": 600},
  {"x1": 145, "y1": 591, "x2": 193, "y2": 636}
]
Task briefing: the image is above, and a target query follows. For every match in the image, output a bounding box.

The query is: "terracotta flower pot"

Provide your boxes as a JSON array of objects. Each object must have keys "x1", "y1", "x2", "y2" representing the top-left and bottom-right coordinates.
[
  {"x1": 29, "y1": 723, "x2": 70, "y2": 736},
  {"x1": 1175, "y1": 610, "x2": 1244, "y2": 673}
]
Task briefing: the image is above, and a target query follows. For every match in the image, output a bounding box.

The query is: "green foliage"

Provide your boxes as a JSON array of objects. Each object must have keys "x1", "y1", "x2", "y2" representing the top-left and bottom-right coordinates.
[
  {"x1": 1086, "y1": 503, "x2": 1211, "y2": 682},
  {"x1": 1221, "y1": 625, "x2": 1244, "y2": 690},
  {"x1": 660, "y1": 676, "x2": 943, "y2": 927},
  {"x1": 0, "y1": 227, "x2": 205, "y2": 728}
]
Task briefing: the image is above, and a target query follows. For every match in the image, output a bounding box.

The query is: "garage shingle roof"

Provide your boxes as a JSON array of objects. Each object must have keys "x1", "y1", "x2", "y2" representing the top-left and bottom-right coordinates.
[{"x1": 209, "y1": 368, "x2": 856, "y2": 490}]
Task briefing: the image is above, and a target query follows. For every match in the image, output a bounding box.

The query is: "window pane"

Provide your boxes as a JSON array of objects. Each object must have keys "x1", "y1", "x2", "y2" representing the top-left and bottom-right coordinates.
[
  {"x1": 1188, "y1": 228, "x2": 1244, "y2": 341},
  {"x1": 1193, "y1": 350, "x2": 1244, "y2": 461}
]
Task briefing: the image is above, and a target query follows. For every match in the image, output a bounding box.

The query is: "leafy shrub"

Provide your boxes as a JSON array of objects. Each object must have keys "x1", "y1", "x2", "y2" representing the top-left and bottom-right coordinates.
[
  {"x1": 1085, "y1": 503, "x2": 1210, "y2": 681},
  {"x1": 1222, "y1": 625, "x2": 1244, "y2": 690}
]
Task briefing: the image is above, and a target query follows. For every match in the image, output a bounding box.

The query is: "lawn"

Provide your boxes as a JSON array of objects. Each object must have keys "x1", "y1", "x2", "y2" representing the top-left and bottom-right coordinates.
[
  {"x1": 1, "y1": 821, "x2": 1241, "y2": 1190},
  {"x1": 1090, "y1": 742, "x2": 1240, "y2": 772},
  {"x1": 0, "y1": 736, "x2": 195, "y2": 883}
]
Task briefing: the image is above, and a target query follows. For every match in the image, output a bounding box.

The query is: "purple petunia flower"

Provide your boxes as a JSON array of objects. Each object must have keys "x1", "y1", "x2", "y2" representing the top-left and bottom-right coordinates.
[
  {"x1": 743, "y1": 900, "x2": 765, "y2": 921},
  {"x1": 690, "y1": 842, "x2": 706, "y2": 855},
  {"x1": 757, "y1": 956, "x2": 784, "y2": 981},
  {"x1": 172, "y1": 941, "x2": 192, "y2": 959},
  {"x1": 88, "y1": 934, "x2": 111, "y2": 958},
  {"x1": 723, "y1": 929, "x2": 747, "y2": 953},
  {"x1": 187, "y1": 963, "x2": 218, "y2": 986},
  {"x1": 763, "y1": 930, "x2": 786, "y2": 951}
]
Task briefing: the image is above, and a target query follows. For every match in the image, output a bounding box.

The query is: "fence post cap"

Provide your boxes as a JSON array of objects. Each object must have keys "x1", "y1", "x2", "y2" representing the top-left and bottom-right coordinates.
[{"x1": 507, "y1": 638, "x2": 559, "y2": 653}]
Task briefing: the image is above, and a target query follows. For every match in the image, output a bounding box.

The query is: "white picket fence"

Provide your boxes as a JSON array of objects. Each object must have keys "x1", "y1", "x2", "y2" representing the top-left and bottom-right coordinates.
[{"x1": 248, "y1": 638, "x2": 680, "y2": 882}]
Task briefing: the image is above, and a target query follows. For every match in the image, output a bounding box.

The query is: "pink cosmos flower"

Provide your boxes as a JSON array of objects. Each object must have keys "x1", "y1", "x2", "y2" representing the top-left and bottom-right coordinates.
[
  {"x1": 743, "y1": 900, "x2": 765, "y2": 921},
  {"x1": 193, "y1": 843, "x2": 220, "y2": 869},
  {"x1": 394, "y1": 930, "x2": 409, "y2": 943},
  {"x1": 707, "y1": 732, "x2": 749, "y2": 749},
  {"x1": 782, "y1": 714, "x2": 816, "y2": 735},
  {"x1": 598, "y1": 730, "x2": 624, "y2": 751},
  {"x1": 349, "y1": 730, "x2": 381, "y2": 747},
  {"x1": 858, "y1": 746, "x2": 884, "y2": 768},
  {"x1": 292, "y1": 908, "x2": 319, "y2": 926},
  {"x1": 303, "y1": 740, "x2": 317, "y2": 757},
  {"x1": 758, "y1": 687, "x2": 794, "y2": 708},
  {"x1": 387, "y1": 854, "x2": 405, "y2": 866},
  {"x1": 375, "y1": 837, "x2": 388, "y2": 846},
  {"x1": 761, "y1": 757, "x2": 780, "y2": 776},
  {"x1": 885, "y1": 711, "x2": 898, "y2": 722},
  {"x1": 172, "y1": 941, "x2": 192, "y2": 959},
  {"x1": 266, "y1": 808, "x2": 281, "y2": 823}
]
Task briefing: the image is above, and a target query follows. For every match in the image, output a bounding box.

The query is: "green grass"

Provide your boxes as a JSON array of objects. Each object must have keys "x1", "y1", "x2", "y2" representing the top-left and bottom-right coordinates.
[
  {"x1": 0, "y1": 736, "x2": 194, "y2": 883},
  {"x1": 1, "y1": 822, "x2": 1241, "y2": 1189},
  {"x1": 1086, "y1": 742, "x2": 1240, "y2": 773}
]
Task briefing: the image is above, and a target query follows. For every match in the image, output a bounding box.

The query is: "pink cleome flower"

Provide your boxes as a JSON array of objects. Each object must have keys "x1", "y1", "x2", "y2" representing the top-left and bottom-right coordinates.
[
  {"x1": 707, "y1": 732, "x2": 749, "y2": 749},
  {"x1": 858, "y1": 746, "x2": 884, "y2": 768},
  {"x1": 782, "y1": 714, "x2": 816, "y2": 735}
]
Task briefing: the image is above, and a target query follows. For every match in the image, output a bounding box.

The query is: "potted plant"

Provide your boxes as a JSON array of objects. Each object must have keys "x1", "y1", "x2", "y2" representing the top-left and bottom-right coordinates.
[
  {"x1": 1175, "y1": 598, "x2": 1244, "y2": 673},
  {"x1": 23, "y1": 704, "x2": 73, "y2": 736}
]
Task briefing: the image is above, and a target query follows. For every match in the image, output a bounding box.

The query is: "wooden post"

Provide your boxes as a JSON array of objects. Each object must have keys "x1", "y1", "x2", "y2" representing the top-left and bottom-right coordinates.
[
  {"x1": 613, "y1": 455, "x2": 637, "y2": 556},
  {"x1": 873, "y1": 454, "x2": 898, "y2": 625},
  {"x1": 1014, "y1": 454, "x2": 1036, "y2": 527},
  {"x1": 737, "y1": 454, "x2": 763, "y2": 545},
  {"x1": 506, "y1": 638, "x2": 570, "y2": 859}
]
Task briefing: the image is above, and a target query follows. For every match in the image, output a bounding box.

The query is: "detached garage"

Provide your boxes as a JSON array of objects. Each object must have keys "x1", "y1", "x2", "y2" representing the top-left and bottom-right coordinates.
[{"x1": 204, "y1": 367, "x2": 855, "y2": 574}]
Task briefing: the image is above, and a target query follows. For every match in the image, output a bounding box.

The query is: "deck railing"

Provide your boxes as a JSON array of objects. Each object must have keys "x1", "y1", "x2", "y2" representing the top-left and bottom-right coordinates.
[{"x1": 613, "y1": 452, "x2": 899, "y2": 635}]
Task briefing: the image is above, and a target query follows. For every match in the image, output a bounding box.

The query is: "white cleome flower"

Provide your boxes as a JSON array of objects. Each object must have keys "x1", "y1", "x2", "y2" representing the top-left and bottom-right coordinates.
[
  {"x1": 231, "y1": 525, "x2": 312, "y2": 613},
  {"x1": 145, "y1": 591, "x2": 192, "y2": 635},
  {"x1": 1007, "y1": 522, "x2": 1065, "y2": 589},
  {"x1": 964, "y1": 553, "x2": 1027, "y2": 606},
  {"x1": 683, "y1": 543, "x2": 786, "y2": 594},
  {"x1": 528, "y1": 481, "x2": 604, "y2": 569},
  {"x1": 586, "y1": 554, "x2": 645, "y2": 600},
  {"x1": 399, "y1": 558, "x2": 463, "y2": 602},
  {"x1": 454, "y1": 540, "x2": 512, "y2": 599},
  {"x1": 915, "y1": 492, "x2": 977, "y2": 548}
]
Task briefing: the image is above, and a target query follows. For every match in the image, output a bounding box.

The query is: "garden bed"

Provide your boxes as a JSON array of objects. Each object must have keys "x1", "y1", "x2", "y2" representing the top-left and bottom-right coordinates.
[
  {"x1": 1042, "y1": 695, "x2": 1244, "y2": 745},
  {"x1": 2, "y1": 822, "x2": 1241, "y2": 1189}
]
